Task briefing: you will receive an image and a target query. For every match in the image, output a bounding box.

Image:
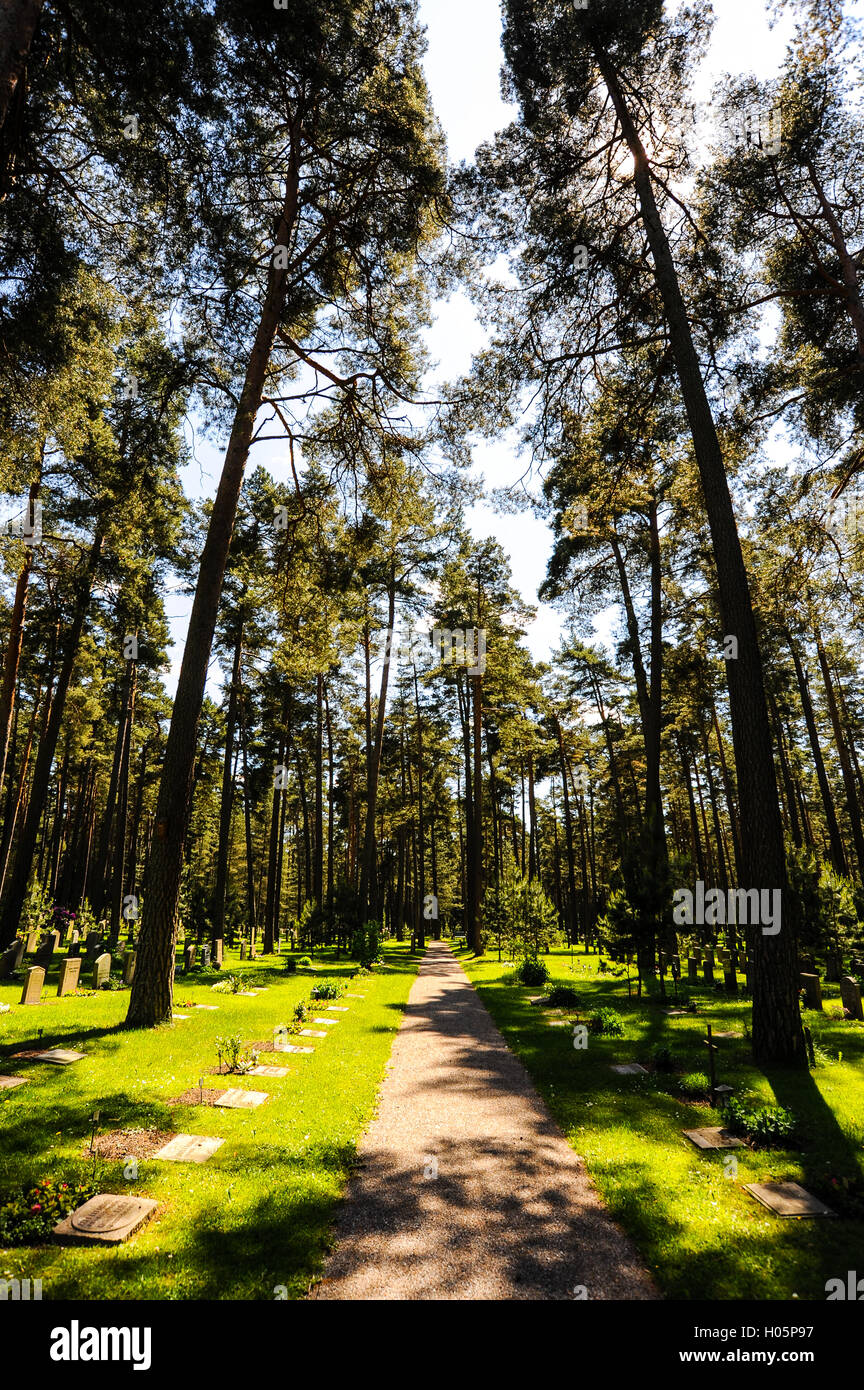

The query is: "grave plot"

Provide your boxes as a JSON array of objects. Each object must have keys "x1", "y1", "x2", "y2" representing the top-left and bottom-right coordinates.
[
  {"x1": 0, "y1": 1075, "x2": 28, "y2": 1090},
  {"x1": 299, "y1": 1029, "x2": 327, "y2": 1038},
  {"x1": 86, "y1": 1128, "x2": 175, "y2": 1160},
  {"x1": 610, "y1": 1063, "x2": 648, "y2": 1075},
  {"x1": 744, "y1": 1181, "x2": 835, "y2": 1218},
  {"x1": 313, "y1": 1017, "x2": 339, "y2": 1026},
  {"x1": 12, "y1": 1047, "x2": 86, "y2": 1064},
  {"x1": 53, "y1": 1194, "x2": 158, "y2": 1246},
  {"x1": 167, "y1": 1087, "x2": 228, "y2": 1107},
  {"x1": 249, "y1": 1064, "x2": 290, "y2": 1077}
]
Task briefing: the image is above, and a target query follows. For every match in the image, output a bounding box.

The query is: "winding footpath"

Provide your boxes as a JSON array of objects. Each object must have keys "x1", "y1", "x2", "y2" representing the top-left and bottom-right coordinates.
[{"x1": 311, "y1": 941, "x2": 658, "y2": 1300}]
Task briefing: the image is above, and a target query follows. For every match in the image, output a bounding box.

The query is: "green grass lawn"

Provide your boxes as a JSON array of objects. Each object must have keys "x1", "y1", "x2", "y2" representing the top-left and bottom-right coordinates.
[
  {"x1": 0, "y1": 941, "x2": 419, "y2": 1299},
  {"x1": 460, "y1": 945, "x2": 864, "y2": 1301}
]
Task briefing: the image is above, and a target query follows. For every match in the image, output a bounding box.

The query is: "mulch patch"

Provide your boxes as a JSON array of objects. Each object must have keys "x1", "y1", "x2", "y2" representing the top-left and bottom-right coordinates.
[
  {"x1": 167, "y1": 1087, "x2": 227, "y2": 1107},
  {"x1": 247, "y1": 1039, "x2": 277, "y2": 1053},
  {"x1": 83, "y1": 1128, "x2": 174, "y2": 1160}
]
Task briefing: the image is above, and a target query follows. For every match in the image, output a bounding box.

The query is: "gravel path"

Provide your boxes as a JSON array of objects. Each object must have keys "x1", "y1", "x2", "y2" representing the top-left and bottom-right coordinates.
[{"x1": 311, "y1": 941, "x2": 658, "y2": 1300}]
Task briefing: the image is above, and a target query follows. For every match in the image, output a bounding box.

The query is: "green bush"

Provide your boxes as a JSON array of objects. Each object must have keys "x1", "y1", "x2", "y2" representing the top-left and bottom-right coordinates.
[
  {"x1": 677, "y1": 1071, "x2": 711, "y2": 1099},
  {"x1": 215, "y1": 1034, "x2": 259, "y2": 1073},
  {"x1": 0, "y1": 1177, "x2": 98, "y2": 1245},
  {"x1": 349, "y1": 922, "x2": 381, "y2": 967},
  {"x1": 296, "y1": 955, "x2": 313, "y2": 968},
  {"x1": 211, "y1": 973, "x2": 242, "y2": 994},
  {"x1": 721, "y1": 1098, "x2": 801, "y2": 1147},
  {"x1": 310, "y1": 979, "x2": 344, "y2": 1001},
  {"x1": 588, "y1": 1007, "x2": 625, "y2": 1037},
  {"x1": 517, "y1": 958, "x2": 550, "y2": 986},
  {"x1": 545, "y1": 984, "x2": 580, "y2": 1007},
  {"x1": 283, "y1": 957, "x2": 298, "y2": 974},
  {"x1": 293, "y1": 999, "x2": 309, "y2": 1023}
]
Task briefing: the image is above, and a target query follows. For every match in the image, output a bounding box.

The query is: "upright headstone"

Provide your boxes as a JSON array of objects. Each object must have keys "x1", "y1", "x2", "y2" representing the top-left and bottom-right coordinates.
[
  {"x1": 20, "y1": 965, "x2": 45, "y2": 1005},
  {"x1": 239, "y1": 942, "x2": 247, "y2": 961},
  {"x1": 183, "y1": 944, "x2": 197, "y2": 973},
  {"x1": 25, "y1": 929, "x2": 39, "y2": 953},
  {"x1": 703, "y1": 956, "x2": 715, "y2": 985},
  {"x1": 799, "y1": 972, "x2": 823, "y2": 1011},
  {"x1": 723, "y1": 964, "x2": 737, "y2": 994},
  {"x1": 214, "y1": 939, "x2": 223, "y2": 967},
  {"x1": 687, "y1": 957, "x2": 699, "y2": 983},
  {"x1": 123, "y1": 950, "x2": 136, "y2": 985},
  {"x1": 799, "y1": 953, "x2": 816, "y2": 975},
  {"x1": 57, "y1": 956, "x2": 82, "y2": 997},
  {"x1": 36, "y1": 930, "x2": 60, "y2": 964},
  {"x1": 840, "y1": 975, "x2": 864, "y2": 1022},
  {"x1": 92, "y1": 952, "x2": 111, "y2": 990},
  {"x1": 199, "y1": 944, "x2": 211, "y2": 969},
  {"x1": 0, "y1": 938, "x2": 26, "y2": 978}
]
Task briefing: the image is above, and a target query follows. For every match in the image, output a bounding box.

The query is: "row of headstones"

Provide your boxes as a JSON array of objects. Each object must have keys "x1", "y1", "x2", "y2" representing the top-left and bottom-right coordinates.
[
  {"x1": 16, "y1": 950, "x2": 139, "y2": 1004},
  {"x1": 656, "y1": 948, "x2": 751, "y2": 990}
]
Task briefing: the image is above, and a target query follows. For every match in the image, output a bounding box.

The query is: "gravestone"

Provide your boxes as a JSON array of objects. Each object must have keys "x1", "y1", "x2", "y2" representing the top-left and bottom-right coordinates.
[
  {"x1": 57, "y1": 956, "x2": 82, "y2": 997},
  {"x1": 154, "y1": 1134, "x2": 224, "y2": 1163},
  {"x1": 91, "y1": 952, "x2": 111, "y2": 990},
  {"x1": 53, "y1": 1194, "x2": 158, "y2": 1245},
  {"x1": 239, "y1": 942, "x2": 247, "y2": 961},
  {"x1": 840, "y1": 975, "x2": 864, "y2": 1022},
  {"x1": 691, "y1": 948, "x2": 702, "y2": 964},
  {"x1": 687, "y1": 957, "x2": 699, "y2": 983},
  {"x1": 69, "y1": 929, "x2": 80, "y2": 947},
  {"x1": 214, "y1": 940, "x2": 223, "y2": 967},
  {"x1": 299, "y1": 1029, "x2": 326, "y2": 1038},
  {"x1": 0, "y1": 938, "x2": 25, "y2": 978},
  {"x1": 199, "y1": 945, "x2": 211, "y2": 969},
  {"x1": 25, "y1": 929, "x2": 39, "y2": 953},
  {"x1": 704, "y1": 948, "x2": 715, "y2": 966},
  {"x1": 123, "y1": 950, "x2": 136, "y2": 985},
  {"x1": 703, "y1": 957, "x2": 715, "y2": 985},
  {"x1": 20, "y1": 965, "x2": 45, "y2": 1005},
  {"x1": 214, "y1": 1088, "x2": 269, "y2": 1109},
  {"x1": 35, "y1": 930, "x2": 60, "y2": 964},
  {"x1": 723, "y1": 964, "x2": 737, "y2": 994},
  {"x1": 183, "y1": 944, "x2": 196, "y2": 973},
  {"x1": 345, "y1": 992, "x2": 365, "y2": 999},
  {"x1": 313, "y1": 1017, "x2": 338, "y2": 1026},
  {"x1": 799, "y1": 953, "x2": 816, "y2": 975},
  {"x1": 279, "y1": 1044, "x2": 314, "y2": 1054},
  {"x1": 325, "y1": 1005, "x2": 349, "y2": 1012},
  {"x1": 0, "y1": 1075, "x2": 29, "y2": 1090},
  {"x1": 744, "y1": 1181, "x2": 834, "y2": 1218},
  {"x1": 610, "y1": 1063, "x2": 648, "y2": 1075},
  {"x1": 683, "y1": 1127, "x2": 744, "y2": 1150},
  {"x1": 799, "y1": 972, "x2": 823, "y2": 1011},
  {"x1": 249, "y1": 1065, "x2": 289, "y2": 1078},
  {"x1": 14, "y1": 1047, "x2": 84, "y2": 1064}
]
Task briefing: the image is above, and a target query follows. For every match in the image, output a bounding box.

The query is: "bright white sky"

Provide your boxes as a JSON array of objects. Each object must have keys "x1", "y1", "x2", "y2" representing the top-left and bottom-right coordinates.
[{"x1": 171, "y1": 0, "x2": 843, "y2": 694}]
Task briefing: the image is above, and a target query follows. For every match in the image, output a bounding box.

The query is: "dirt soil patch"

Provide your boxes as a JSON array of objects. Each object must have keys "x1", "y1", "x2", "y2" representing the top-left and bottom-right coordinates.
[
  {"x1": 83, "y1": 1128, "x2": 174, "y2": 1160},
  {"x1": 167, "y1": 1087, "x2": 227, "y2": 1107}
]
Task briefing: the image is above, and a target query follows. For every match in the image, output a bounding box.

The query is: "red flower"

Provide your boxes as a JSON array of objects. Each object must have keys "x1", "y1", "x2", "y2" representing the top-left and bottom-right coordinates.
[{"x1": 31, "y1": 1204, "x2": 41, "y2": 1212}]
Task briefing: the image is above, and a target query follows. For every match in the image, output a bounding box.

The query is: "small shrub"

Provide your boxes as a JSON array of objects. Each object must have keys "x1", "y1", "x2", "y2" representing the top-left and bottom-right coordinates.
[
  {"x1": 652, "y1": 1045, "x2": 675, "y2": 1073},
  {"x1": 0, "y1": 1177, "x2": 99, "y2": 1245},
  {"x1": 310, "y1": 978, "x2": 344, "y2": 1001},
  {"x1": 517, "y1": 958, "x2": 550, "y2": 987},
  {"x1": 588, "y1": 1007, "x2": 625, "y2": 1037},
  {"x1": 721, "y1": 1097, "x2": 800, "y2": 1147},
  {"x1": 293, "y1": 999, "x2": 309, "y2": 1023},
  {"x1": 296, "y1": 955, "x2": 313, "y2": 968},
  {"x1": 211, "y1": 973, "x2": 242, "y2": 994},
  {"x1": 283, "y1": 957, "x2": 298, "y2": 974},
  {"x1": 545, "y1": 984, "x2": 580, "y2": 1007},
  {"x1": 349, "y1": 922, "x2": 381, "y2": 967},
  {"x1": 678, "y1": 1071, "x2": 711, "y2": 1099},
  {"x1": 215, "y1": 1034, "x2": 258, "y2": 1074}
]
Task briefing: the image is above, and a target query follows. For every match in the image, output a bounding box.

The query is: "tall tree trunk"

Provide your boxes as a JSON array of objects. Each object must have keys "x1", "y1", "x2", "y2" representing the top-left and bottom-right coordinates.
[
  {"x1": 127, "y1": 154, "x2": 300, "y2": 1024},
  {"x1": 816, "y1": 634, "x2": 864, "y2": 878},
  {"x1": 788, "y1": 635, "x2": 847, "y2": 875},
  {"x1": 313, "y1": 672, "x2": 324, "y2": 908},
  {"x1": 0, "y1": 476, "x2": 39, "y2": 802},
  {"x1": 588, "y1": 36, "x2": 803, "y2": 1063},
  {"x1": 0, "y1": 0, "x2": 43, "y2": 132},
  {"x1": 210, "y1": 629, "x2": 243, "y2": 959},
  {"x1": 470, "y1": 673, "x2": 483, "y2": 953}
]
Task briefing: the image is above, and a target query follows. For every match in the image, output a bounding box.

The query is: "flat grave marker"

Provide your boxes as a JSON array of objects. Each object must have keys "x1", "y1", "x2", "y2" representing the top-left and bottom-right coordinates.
[
  {"x1": 28, "y1": 1048, "x2": 86, "y2": 1064},
  {"x1": 0, "y1": 1075, "x2": 29, "y2": 1090},
  {"x1": 345, "y1": 993, "x2": 365, "y2": 999},
  {"x1": 154, "y1": 1134, "x2": 224, "y2": 1164},
  {"x1": 279, "y1": 1045, "x2": 314, "y2": 1054},
  {"x1": 172, "y1": 1013, "x2": 190, "y2": 1020},
  {"x1": 20, "y1": 965, "x2": 45, "y2": 1005},
  {"x1": 683, "y1": 1127, "x2": 745, "y2": 1150},
  {"x1": 325, "y1": 1005, "x2": 349, "y2": 1012},
  {"x1": 249, "y1": 1065, "x2": 289, "y2": 1078},
  {"x1": 744, "y1": 1181, "x2": 834, "y2": 1218},
  {"x1": 313, "y1": 1017, "x2": 338, "y2": 1026},
  {"x1": 53, "y1": 1194, "x2": 158, "y2": 1245},
  {"x1": 610, "y1": 1063, "x2": 648, "y2": 1075},
  {"x1": 299, "y1": 1029, "x2": 326, "y2": 1038},
  {"x1": 214, "y1": 1088, "x2": 269, "y2": 1109}
]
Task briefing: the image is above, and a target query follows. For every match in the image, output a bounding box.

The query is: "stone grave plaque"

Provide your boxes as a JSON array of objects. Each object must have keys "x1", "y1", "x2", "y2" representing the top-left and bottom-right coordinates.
[
  {"x1": 214, "y1": 940, "x2": 223, "y2": 966},
  {"x1": 53, "y1": 1194, "x2": 158, "y2": 1245},
  {"x1": 345, "y1": 993, "x2": 365, "y2": 999},
  {"x1": 69, "y1": 929, "x2": 80, "y2": 947},
  {"x1": 214, "y1": 1088, "x2": 269, "y2": 1109},
  {"x1": 664, "y1": 1009, "x2": 687, "y2": 1017},
  {"x1": 237, "y1": 990, "x2": 259, "y2": 997},
  {"x1": 239, "y1": 943, "x2": 247, "y2": 960},
  {"x1": 38, "y1": 1048, "x2": 85, "y2": 1064},
  {"x1": 172, "y1": 1014, "x2": 190, "y2": 1020},
  {"x1": 35, "y1": 930, "x2": 60, "y2": 964},
  {"x1": 687, "y1": 958, "x2": 698, "y2": 983},
  {"x1": 0, "y1": 939, "x2": 24, "y2": 978},
  {"x1": 279, "y1": 1045, "x2": 314, "y2": 1054},
  {"x1": 20, "y1": 965, "x2": 45, "y2": 1005},
  {"x1": 194, "y1": 1004, "x2": 218, "y2": 1010},
  {"x1": 123, "y1": 950, "x2": 136, "y2": 985},
  {"x1": 610, "y1": 1063, "x2": 648, "y2": 1075},
  {"x1": 800, "y1": 972, "x2": 823, "y2": 1011},
  {"x1": 723, "y1": 966, "x2": 737, "y2": 993},
  {"x1": 25, "y1": 929, "x2": 39, "y2": 953},
  {"x1": 154, "y1": 1134, "x2": 224, "y2": 1163},
  {"x1": 249, "y1": 1065, "x2": 289, "y2": 1078},
  {"x1": 299, "y1": 1029, "x2": 326, "y2": 1038},
  {"x1": 325, "y1": 1005, "x2": 349, "y2": 1012},
  {"x1": 683, "y1": 1127, "x2": 745, "y2": 1150},
  {"x1": 57, "y1": 956, "x2": 82, "y2": 997},
  {"x1": 92, "y1": 952, "x2": 111, "y2": 989},
  {"x1": 839, "y1": 975, "x2": 863, "y2": 1021},
  {"x1": 744, "y1": 1181, "x2": 834, "y2": 1218},
  {"x1": 712, "y1": 1030, "x2": 741, "y2": 1040},
  {"x1": 183, "y1": 944, "x2": 196, "y2": 972},
  {"x1": 703, "y1": 959, "x2": 715, "y2": 985},
  {"x1": 0, "y1": 1076, "x2": 29, "y2": 1090},
  {"x1": 199, "y1": 945, "x2": 211, "y2": 969},
  {"x1": 313, "y1": 1017, "x2": 338, "y2": 1026}
]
